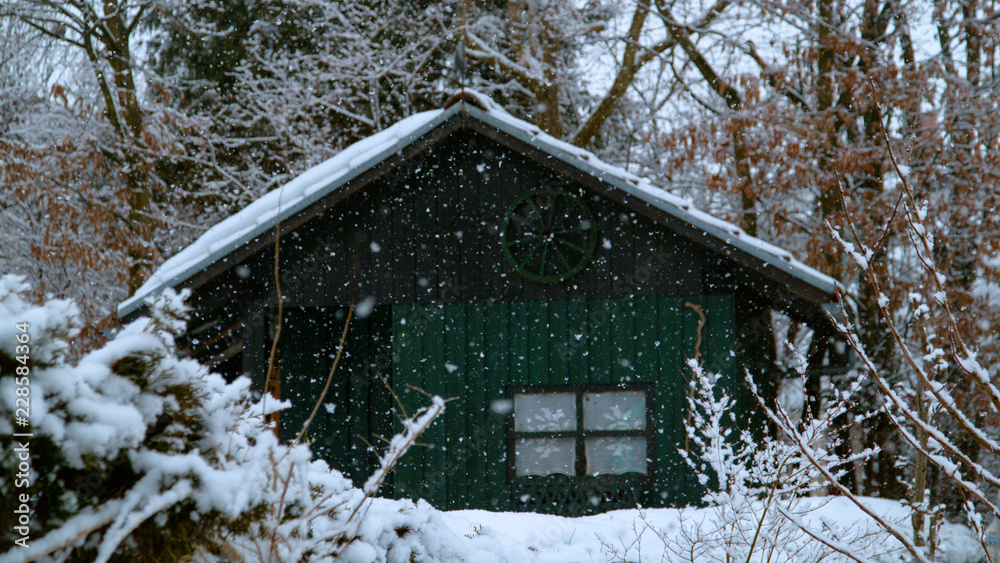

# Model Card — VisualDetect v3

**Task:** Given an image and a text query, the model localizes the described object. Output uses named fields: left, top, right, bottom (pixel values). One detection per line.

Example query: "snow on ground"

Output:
left=441, top=498, right=984, bottom=563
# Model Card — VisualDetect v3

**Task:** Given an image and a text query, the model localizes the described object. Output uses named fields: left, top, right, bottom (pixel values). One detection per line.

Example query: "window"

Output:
left=509, top=385, right=652, bottom=479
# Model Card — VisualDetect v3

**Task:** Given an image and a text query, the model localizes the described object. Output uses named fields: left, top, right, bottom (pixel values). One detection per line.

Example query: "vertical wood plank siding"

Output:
left=238, top=129, right=769, bottom=514
left=272, top=130, right=710, bottom=309
left=277, top=307, right=393, bottom=488
left=389, top=295, right=735, bottom=511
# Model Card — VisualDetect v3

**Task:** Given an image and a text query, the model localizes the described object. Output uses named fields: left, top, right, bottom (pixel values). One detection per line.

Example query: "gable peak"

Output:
left=444, top=89, right=495, bottom=112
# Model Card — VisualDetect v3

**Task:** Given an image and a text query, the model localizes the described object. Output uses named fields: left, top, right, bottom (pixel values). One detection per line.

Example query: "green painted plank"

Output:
left=444, top=303, right=468, bottom=509
left=680, top=295, right=707, bottom=500
left=483, top=301, right=511, bottom=510
left=368, top=310, right=395, bottom=493
left=705, top=295, right=743, bottom=418
left=465, top=302, right=487, bottom=509
left=391, top=304, right=425, bottom=501
left=631, top=295, right=661, bottom=507
left=588, top=299, right=612, bottom=384
left=509, top=300, right=529, bottom=386
left=548, top=299, right=569, bottom=385
left=655, top=296, right=688, bottom=506
left=348, top=316, right=371, bottom=485
left=702, top=294, right=728, bottom=375
left=657, top=297, right=683, bottom=380
left=509, top=299, right=532, bottom=511
left=423, top=303, right=447, bottom=507
left=681, top=294, right=701, bottom=370
left=634, top=296, right=658, bottom=387
left=632, top=296, right=658, bottom=508
left=565, top=298, right=589, bottom=386
left=527, top=300, right=549, bottom=385
left=610, top=298, right=636, bottom=384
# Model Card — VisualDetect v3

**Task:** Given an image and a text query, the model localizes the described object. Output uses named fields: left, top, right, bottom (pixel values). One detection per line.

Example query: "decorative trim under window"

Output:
left=507, top=384, right=654, bottom=481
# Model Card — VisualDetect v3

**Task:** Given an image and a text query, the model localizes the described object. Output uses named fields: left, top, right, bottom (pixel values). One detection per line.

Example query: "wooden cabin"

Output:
left=120, top=91, right=842, bottom=516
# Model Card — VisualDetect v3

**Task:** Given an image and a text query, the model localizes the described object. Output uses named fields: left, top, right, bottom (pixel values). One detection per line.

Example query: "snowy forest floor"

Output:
left=437, top=497, right=983, bottom=563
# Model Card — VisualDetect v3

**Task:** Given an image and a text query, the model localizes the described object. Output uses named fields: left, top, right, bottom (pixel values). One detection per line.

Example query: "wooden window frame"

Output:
left=506, top=383, right=655, bottom=483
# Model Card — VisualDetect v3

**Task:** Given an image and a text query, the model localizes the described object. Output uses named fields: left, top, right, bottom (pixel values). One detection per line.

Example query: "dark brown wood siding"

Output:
left=250, top=130, right=715, bottom=310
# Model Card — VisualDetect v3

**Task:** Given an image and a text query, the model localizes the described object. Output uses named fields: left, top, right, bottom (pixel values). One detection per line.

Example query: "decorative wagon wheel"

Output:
left=500, top=189, right=597, bottom=283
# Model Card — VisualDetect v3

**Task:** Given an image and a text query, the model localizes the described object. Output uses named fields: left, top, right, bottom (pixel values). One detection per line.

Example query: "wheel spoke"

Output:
left=552, top=202, right=574, bottom=230
left=515, top=238, right=546, bottom=270
left=551, top=245, right=571, bottom=269
left=525, top=198, right=545, bottom=223
left=508, top=236, right=538, bottom=246
left=543, top=195, right=559, bottom=229
left=555, top=238, right=586, bottom=253
left=510, top=213, right=540, bottom=231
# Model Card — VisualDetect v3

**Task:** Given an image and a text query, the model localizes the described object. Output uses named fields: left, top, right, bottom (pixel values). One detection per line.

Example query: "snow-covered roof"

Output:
left=119, top=90, right=838, bottom=319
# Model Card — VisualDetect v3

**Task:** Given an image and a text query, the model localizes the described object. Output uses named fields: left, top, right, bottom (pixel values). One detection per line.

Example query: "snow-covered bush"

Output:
left=634, top=358, right=896, bottom=562
left=0, top=277, right=521, bottom=562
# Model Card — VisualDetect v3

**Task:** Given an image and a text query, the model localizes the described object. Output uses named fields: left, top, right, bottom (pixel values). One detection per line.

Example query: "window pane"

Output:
left=515, top=437, right=576, bottom=477
left=585, top=437, right=647, bottom=475
left=514, top=392, right=577, bottom=432
left=583, top=391, right=646, bottom=430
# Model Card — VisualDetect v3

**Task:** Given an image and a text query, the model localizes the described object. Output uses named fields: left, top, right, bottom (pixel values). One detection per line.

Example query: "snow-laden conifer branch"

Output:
left=0, top=278, right=500, bottom=562
left=93, top=477, right=194, bottom=563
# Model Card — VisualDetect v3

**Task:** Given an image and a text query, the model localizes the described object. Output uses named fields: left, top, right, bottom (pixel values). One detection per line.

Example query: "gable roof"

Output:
left=119, top=90, right=838, bottom=320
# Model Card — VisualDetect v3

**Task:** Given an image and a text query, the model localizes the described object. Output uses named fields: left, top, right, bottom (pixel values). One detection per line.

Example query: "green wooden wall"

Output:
left=277, top=307, right=394, bottom=487
left=391, top=294, right=738, bottom=512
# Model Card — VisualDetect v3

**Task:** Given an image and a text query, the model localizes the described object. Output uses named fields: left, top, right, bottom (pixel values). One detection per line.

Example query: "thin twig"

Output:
left=295, top=304, right=354, bottom=443
left=263, top=189, right=285, bottom=432
left=378, top=371, right=408, bottom=420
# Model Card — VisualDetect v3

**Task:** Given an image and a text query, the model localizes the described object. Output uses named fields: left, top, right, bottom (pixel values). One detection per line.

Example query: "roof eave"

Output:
left=120, top=100, right=839, bottom=321
left=118, top=104, right=467, bottom=320
left=459, top=105, right=839, bottom=303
